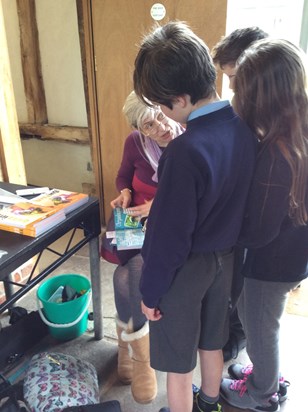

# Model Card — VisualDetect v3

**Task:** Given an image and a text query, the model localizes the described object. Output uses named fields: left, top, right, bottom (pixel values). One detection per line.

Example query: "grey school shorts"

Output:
left=149, top=248, right=234, bottom=373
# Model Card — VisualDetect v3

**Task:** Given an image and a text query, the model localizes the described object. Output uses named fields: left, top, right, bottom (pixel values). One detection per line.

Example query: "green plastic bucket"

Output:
left=37, top=273, right=91, bottom=341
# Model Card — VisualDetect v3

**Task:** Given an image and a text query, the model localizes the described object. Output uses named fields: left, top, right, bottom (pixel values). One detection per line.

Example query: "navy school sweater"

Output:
left=140, top=105, right=257, bottom=308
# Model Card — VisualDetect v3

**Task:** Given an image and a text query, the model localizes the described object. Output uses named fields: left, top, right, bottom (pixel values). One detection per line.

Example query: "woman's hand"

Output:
left=110, top=189, right=132, bottom=209
left=125, top=199, right=153, bottom=218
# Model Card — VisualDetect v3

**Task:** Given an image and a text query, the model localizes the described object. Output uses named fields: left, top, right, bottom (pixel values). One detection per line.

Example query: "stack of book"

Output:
left=0, top=201, right=66, bottom=237
left=0, top=188, right=89, bottom=237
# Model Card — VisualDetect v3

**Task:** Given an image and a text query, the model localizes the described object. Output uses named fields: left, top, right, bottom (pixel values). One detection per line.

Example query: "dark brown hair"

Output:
left=234, top=39, right=308, bottom=225
left=212, top=27, right=269, bottom=68
left=134, top=21, right=216, bottom=109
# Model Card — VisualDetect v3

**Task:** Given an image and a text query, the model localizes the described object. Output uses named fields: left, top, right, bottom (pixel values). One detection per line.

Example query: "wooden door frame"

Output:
left=76, top=0, right=105, bottom=224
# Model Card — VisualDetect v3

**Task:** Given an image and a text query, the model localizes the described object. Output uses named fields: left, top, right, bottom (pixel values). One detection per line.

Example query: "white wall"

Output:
left=221, top=0, right=305, bottom=99
left=226, top=0, right=304, bottom=44
left=35, top=0, right=87, bottom=126
left=22, top=139, right=94, bottom=193
left=2, top=0, right=94, bottom=192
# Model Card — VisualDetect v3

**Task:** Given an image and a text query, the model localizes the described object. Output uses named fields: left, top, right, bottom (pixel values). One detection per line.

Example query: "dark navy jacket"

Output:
left=140, top=105, right=257, bottom=308
left=239, top=144, right=308, bottom=282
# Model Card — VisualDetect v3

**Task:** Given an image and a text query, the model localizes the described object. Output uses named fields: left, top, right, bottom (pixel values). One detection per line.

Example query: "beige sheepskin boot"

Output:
left=122, top=321, right=157, bottom=404
left=115, top=315, right=133, bottom=384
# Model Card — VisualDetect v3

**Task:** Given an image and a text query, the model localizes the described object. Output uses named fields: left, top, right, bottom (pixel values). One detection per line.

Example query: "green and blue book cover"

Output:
left=113, top=207, right=145, bottom=250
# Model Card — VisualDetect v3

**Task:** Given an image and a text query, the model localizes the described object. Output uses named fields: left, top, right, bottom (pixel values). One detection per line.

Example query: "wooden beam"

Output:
left=0, top=1, right=27, bottom=185
left=0, top=131, right=8, bottom=181
left=76, top=0, right=105, bottom=223
left=19, top=123, right=90, bottom=143
left=16, top=0, right=47, bottom=124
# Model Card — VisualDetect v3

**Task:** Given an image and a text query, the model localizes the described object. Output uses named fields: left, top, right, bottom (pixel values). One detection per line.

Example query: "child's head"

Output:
left=133, top=21, right=217, bottom=110
left=212, top=27, right=268, bottom=90
left=233, top=38, right=308, bottom=140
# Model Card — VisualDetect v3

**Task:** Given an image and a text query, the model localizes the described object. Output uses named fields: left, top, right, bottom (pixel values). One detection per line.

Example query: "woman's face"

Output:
left=140, top=109, right=177, bottom=147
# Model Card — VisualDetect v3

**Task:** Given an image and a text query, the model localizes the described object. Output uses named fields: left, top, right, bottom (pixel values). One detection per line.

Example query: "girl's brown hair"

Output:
left=234, top=39, right=308, bottom=225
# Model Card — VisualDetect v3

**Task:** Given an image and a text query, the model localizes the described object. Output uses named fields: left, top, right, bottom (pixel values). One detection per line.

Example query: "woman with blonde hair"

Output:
left=101, top=91, right=184, bottom=404
left=221, top=39, right=308, bottom=412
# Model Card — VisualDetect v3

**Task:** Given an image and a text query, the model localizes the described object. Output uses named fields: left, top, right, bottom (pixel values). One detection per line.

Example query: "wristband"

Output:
left=120, top=188, right=132, bottom=194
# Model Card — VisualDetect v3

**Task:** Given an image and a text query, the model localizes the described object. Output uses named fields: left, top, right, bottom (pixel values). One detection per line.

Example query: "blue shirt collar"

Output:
left=188, top=100, right=230, bottom=121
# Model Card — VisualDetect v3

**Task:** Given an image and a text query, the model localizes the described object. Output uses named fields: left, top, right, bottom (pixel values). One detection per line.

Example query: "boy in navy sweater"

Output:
left=134, top=22, right=257, bottom=412
left=211, top=26, right=269, bottom=362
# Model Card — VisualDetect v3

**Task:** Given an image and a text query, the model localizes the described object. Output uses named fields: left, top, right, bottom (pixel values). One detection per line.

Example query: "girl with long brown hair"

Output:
left=221, top=39, right=308, bottom=412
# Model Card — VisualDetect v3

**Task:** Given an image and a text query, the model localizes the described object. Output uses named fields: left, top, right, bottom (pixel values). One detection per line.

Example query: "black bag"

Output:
left=0, top=374, right=28, bottom=412
left=0, top=311, right=48, bottom=371
left=0, top=397, right=28, bottom=412
left=62, top=401, right=122, bottom=411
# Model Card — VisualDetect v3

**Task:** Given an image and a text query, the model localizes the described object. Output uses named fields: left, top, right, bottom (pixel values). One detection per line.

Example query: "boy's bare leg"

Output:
left=199, top=349, right=224, bottom=397
left=167, top=370, right=194, bottom=412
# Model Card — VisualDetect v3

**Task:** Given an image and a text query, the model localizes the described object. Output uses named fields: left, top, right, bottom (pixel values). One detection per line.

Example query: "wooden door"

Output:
left=91, top=0, right=227, bottom=221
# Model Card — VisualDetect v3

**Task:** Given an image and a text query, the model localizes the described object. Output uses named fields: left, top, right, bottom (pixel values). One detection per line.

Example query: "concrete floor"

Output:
left=1, top=231, right=307, bottom=412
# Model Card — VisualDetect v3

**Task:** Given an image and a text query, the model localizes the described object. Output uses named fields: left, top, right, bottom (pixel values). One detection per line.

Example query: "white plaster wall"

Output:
left=35, top=0, right=87, bottom=126
left=2, top=0, right=93, bottom=191
left=21, top=139, right=94, bottom=192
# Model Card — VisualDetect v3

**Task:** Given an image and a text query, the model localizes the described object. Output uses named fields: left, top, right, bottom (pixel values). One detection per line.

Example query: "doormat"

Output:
left=285, top=277, right=308, bottom=317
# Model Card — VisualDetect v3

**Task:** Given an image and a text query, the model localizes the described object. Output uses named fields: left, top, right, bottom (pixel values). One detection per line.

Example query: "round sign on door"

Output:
left=150, top=3, right=166, bottom=21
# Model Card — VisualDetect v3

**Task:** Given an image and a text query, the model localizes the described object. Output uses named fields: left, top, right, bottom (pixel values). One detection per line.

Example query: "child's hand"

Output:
left=125, top=199, right=153, bottom=218
left=141, top=301, right=162, bottom=321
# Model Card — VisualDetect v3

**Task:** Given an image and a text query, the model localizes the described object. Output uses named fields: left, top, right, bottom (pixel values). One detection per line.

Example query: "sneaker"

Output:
left=228, top=363, right=290, bottom=402
left=159, top=401, right=223, bottom=412
left=192, top=385, right=223, bottom=411
left=220, top=378, right=280, bottom=412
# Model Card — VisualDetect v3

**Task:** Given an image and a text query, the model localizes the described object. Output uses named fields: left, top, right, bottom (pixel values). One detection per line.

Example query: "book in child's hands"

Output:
left=0, top=201, right=66, bottom=237
left=111, top=207, right=145, bottom=250
left=31, top=188, right=89, bottom=214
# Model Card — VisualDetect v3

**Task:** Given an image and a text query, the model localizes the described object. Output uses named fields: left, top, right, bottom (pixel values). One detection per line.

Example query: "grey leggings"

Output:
left=113, top=253, right=146, bottom=331
left=238, top=277, right=300, bottom=404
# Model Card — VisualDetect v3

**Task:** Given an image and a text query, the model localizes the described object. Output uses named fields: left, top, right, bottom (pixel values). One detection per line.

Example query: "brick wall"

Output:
left=0, top=259, right=38, bottom=305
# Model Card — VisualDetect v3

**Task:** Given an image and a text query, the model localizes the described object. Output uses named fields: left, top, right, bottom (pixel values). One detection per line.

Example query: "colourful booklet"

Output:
left=112, top=207, right=145, bottom=250
left=31, top=188, right=89, bottom=215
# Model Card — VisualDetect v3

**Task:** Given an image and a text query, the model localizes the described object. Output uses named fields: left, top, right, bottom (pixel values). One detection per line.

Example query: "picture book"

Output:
left=31, top=188, right=89, bottom=214
left=0, top=210, right=66, bottom=237
left=111, top=207, right=145, bottom=250
left=115, top=228, right=145, bottom=250
left=0, top=201, right=66, bottom=237
left=114, top=207, right=143, bottom=230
